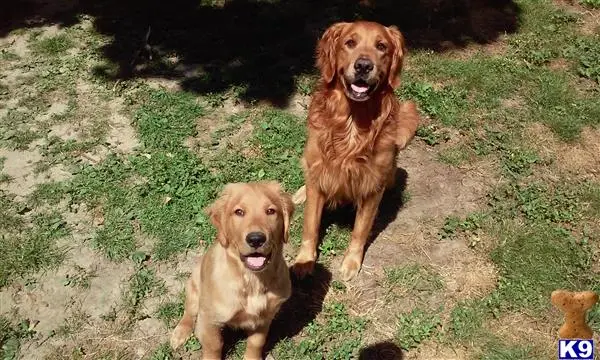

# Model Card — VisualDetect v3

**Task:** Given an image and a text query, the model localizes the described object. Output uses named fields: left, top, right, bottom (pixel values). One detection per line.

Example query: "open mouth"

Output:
left=345, top=78, right=377, bottom=101
left=241, top=252, right=271, bottom=272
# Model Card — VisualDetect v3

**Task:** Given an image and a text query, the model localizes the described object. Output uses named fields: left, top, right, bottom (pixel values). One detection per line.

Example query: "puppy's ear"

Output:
left=386, top=25, right=406, bottom=89
left=262, top=181, right=295, bottom=243
left=316, top=22, right=349, bottom=84
left=205, top=183, right=238, bottom=247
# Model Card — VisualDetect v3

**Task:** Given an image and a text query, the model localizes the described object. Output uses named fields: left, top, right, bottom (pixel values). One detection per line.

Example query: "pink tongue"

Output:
left=246, top=255, right=266, bottom=268
left=351, top=83, right=369, bottom=93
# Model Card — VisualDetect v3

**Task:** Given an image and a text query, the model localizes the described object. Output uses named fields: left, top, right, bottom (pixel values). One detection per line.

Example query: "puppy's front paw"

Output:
left=291, top=246, right=317, bottom=279
left=170, top=323, right=193, bottom=350
left=339, top=252, right=363, bottom=281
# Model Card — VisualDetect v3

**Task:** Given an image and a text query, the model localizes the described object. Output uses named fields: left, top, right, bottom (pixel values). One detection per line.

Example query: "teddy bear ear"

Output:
left=551, top=290, right=570, bottom=309
left=580, top=291, right=599, bottom=309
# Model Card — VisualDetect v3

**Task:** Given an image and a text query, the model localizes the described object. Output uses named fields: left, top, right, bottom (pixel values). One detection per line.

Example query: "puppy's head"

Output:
left=206, top=181, right=295, bottom=272
left=316, top=21, right=406, bottom=102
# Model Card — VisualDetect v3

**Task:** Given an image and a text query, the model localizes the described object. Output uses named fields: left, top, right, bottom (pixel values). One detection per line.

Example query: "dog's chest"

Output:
left=309, top=125, right=395, bottom=200
left=225, top=277, right=283, bottom=330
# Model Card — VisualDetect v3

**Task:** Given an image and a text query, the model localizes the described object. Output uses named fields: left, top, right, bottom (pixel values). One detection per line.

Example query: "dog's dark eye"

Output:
left=376, top=42, right=387, bottom=52
left=234, top=209, right=245, bottom=216
left=266, top=208, right=276, bottom=215
left=345, top=39, right=356, bottom=49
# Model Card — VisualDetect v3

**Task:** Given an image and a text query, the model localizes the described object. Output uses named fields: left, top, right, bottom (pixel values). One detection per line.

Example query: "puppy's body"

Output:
left=293, top=21, right=419, bottom=281
left=171, top=182, right=294, bottom=360
left=193, top=243, right=290, bottom=328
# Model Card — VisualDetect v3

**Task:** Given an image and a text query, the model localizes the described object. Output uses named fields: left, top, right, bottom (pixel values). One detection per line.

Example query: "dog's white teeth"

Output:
left=351, top=84, right=368, bottom=93
left=246, top=256, right=266, bottom=268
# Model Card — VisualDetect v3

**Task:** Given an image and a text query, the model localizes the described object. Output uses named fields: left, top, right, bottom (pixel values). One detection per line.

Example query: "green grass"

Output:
left=318, top=224, right=351, bottom=259
left=274, top=302, right=367, bottom=360
left=399, top=79, right=469, bottom=128
left=0, top=317, right=36, bottom=360
left=30, top=34, right=74, bottom=56
left=395, top=308, right=442, bottom=351
left=439, top=212, right=486, bottom=240
left=124, top=264, right=166, bottom=320
left=415, top=124, right=450, bottom=146
left=0, top=205, right=68, bottom=287
left=61, top=265, right=97, bottom=289
left=149, top=343, right=174, bottom=360
left=572, top=37, right=600, bottom=84
left=479, top=339, right=540, bottom=360
left=0, top=49, right=20, bottom=61
left=579, top=0, right=600, bottom=8
left=525, top=71, right=600, bottom=141
left=156, top=295, right=185, bottom=327
left=384, top=264, right=444, bottom=293
left=0, top=157, right=10, bottom=184
left=488, top=223, right=592, bottom=312
left=448, top=300, right=487, bottom=341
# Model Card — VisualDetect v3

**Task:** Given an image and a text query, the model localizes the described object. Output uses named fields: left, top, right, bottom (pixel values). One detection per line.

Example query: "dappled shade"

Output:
left=1, top=0, right=521, bottom=105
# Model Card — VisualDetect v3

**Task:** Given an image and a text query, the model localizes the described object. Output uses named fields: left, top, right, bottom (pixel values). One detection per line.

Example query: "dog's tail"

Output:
left=292, top=185, right=307, bottom=205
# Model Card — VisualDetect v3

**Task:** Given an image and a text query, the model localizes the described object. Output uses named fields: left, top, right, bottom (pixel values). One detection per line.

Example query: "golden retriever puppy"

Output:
left=170, top=181, right=295, bottom=360
left=292, top=21, right=420, bottom=281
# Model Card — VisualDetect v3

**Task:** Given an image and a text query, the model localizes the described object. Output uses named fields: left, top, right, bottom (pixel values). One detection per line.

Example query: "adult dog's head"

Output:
left=316, top=21, right=406, bottom=102
left=206, top=181, right=295, bottom=273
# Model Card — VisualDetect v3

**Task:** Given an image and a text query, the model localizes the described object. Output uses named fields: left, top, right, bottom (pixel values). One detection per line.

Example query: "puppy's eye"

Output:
left=345, top=39, right=356, bottom=49
left=376, top=42, right=387, bottom=52
left=266, top=208, right=276, bottom=215
left=234, top=209, right=245, bottom=216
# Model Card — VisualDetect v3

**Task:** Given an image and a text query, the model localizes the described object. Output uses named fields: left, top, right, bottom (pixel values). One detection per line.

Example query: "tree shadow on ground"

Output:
left=1, top=0, right=521, bottom=105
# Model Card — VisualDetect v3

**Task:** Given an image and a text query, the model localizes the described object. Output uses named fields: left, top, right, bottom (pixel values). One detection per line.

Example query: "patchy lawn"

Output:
left=1, top=0, right=599, bottom=359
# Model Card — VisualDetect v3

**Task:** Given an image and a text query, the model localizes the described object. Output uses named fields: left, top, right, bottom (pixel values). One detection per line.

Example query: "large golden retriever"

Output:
left=170, top=182, right=295, bottom=360
left=292, top=21, right=420, bottom=281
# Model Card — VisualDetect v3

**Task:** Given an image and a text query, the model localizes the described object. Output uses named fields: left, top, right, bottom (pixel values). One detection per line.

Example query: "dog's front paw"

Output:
left=339, top=252, right=363, bottom=281
left=170, top=323, right=193, bottom=350
left=291, top=246, right=317, bottom=279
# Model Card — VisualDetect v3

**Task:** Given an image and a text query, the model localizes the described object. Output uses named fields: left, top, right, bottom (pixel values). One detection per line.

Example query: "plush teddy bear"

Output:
left=551, top=290, right=598, bottom=339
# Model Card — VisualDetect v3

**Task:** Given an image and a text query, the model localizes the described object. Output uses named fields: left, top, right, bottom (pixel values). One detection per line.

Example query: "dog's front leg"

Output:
left=340, top=190, right=384, bottom=281
left=244, top=323, right=271, bottom=360
left=196, top=319, right=223, bottom=360
left=292, top=182, right=325, bottom=278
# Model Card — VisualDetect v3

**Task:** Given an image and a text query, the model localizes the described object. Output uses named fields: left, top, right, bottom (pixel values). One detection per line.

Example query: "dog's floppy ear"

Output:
left=279, top=191, right=295, bottom=243
left=205, top=183, right=238, bottom=247
left=316, top=22, right=349, bottom=84
left=386, top=25, right=406, bottom=89
left=262, top=181, right=295, bottom=243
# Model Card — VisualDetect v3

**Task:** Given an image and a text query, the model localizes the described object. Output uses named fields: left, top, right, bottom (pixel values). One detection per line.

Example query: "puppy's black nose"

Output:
left=354, top=57, right=374, bottom=74
left=246, top=232, right=267, bottom=248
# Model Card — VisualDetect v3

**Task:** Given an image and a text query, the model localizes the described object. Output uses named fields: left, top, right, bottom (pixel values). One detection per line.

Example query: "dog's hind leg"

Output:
left=292, top=185, right=307, bottom=205
left=170, top=268, right=201, bottom=349
left=396, top=101, right=420, bottom=150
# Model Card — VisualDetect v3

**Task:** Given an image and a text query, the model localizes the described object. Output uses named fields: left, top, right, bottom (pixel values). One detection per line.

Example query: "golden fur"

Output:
left=170, top=182, right=295, bottom=360
left=292, top=21, right=420, bottom=281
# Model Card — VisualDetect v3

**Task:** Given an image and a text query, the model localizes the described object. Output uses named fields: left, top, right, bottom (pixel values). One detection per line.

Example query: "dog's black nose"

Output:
left=246, top=232, right=267, bottom=248
left=354, top=57, right=374, bottom=74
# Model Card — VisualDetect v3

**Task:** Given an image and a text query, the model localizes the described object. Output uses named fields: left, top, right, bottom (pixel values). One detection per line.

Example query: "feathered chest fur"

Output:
left=305, top=110, right=398, bottom=204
